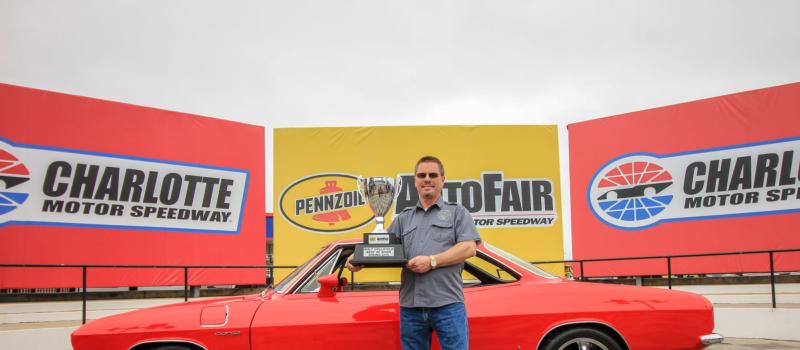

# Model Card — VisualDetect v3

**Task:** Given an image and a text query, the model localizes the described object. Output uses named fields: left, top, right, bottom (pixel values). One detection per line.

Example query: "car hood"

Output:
left=73, top=294, right=264, bottom=337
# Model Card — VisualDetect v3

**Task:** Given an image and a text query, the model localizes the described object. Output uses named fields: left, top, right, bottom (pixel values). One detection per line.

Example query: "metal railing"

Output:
left=531, top=248, right=800, bottom=309
left=1, top=247, right=798, bottom=324
left=0, top=264, right=297, bottom=324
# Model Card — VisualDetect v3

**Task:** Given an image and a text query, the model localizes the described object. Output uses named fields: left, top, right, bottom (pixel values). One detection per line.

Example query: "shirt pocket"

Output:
left=400, top=225, right=417, bottom=243
left=430, top=221, right=455, bottom=245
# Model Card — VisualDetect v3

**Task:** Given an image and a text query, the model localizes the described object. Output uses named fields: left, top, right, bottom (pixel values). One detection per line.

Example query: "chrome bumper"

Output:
left=700, top=333, right=724, bottom=345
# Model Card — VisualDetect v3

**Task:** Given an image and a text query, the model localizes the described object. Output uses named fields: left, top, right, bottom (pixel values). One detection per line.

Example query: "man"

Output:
left=347, top=156, right=481, bottom=350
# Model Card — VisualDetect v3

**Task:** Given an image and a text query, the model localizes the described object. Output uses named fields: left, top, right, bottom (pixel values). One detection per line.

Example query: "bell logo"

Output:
left=0, top=149, right=30, bottom=216
left=311, top=181, right=352, bottom=225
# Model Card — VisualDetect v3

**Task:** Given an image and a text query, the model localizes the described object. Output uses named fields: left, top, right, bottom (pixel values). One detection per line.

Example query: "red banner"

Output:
left=0, top=84, right=265, bottom=288
left=569, top=83, right=800, bottom=277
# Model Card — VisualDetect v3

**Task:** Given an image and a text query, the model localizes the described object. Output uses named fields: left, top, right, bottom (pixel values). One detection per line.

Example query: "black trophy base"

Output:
left=350, top=244, right=407, bottom=268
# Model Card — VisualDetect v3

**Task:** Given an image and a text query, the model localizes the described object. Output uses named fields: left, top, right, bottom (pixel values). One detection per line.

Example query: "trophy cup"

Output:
left=350, top=176, right=407, bottom=267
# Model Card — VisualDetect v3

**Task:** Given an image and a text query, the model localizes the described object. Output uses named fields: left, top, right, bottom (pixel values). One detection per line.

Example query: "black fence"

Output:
left=0, top=264, right=297, bottom=324
left=531, top=247, right=800, bottom=309
left=1, top=247, right=799, bottom=324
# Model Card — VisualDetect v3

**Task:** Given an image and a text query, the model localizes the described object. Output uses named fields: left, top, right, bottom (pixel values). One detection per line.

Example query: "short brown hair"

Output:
left=415, top=156, right=445, bottom=176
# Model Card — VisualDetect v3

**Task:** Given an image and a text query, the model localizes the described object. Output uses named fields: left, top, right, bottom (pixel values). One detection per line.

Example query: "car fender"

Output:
left=535, top=319, right=630, bottom=350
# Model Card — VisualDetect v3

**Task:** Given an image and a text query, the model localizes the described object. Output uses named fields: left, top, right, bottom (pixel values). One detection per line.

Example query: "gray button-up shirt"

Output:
left=387, top=197, right=481, bottom=308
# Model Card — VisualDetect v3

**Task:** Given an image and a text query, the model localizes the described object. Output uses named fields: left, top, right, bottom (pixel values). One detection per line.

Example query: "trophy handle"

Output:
left=356, top=175, right=364, bottom=197
left=394, top=175, right=403, bottom=202
left=356, top=175, right=368, bottom=215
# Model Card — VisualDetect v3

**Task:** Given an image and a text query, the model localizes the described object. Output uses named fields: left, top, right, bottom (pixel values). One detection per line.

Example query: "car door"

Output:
left=250, top=291, right=401, bottom=349
left=250, top=247, right=402, bottom=350
left=462, top=254, right=549, bottom=349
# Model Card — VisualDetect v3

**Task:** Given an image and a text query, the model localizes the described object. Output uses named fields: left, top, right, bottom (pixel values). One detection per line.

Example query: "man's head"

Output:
left=414, top=156, right=445, bottom=201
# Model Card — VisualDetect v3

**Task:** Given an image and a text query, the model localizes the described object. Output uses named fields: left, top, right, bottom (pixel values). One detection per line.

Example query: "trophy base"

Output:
left=350, top=244, right=407, bottom=268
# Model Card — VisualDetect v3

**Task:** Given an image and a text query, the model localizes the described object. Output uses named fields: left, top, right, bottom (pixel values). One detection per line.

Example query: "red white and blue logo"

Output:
left=594, top=161, right=673, bottom=223
left=590, top=156, right=675, bottom=229
left=0, top=149, right=30, bottom=216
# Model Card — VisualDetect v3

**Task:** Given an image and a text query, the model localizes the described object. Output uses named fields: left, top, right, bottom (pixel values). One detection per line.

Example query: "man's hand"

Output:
left=406, top=255, right=433, bottom=274
left=345, top=254, right=363, bottom=272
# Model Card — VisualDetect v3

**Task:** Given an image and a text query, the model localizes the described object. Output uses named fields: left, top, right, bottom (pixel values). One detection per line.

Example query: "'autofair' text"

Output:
left=395, top=172, right=557, bottom=228
left=40, top=161, right=234, bottom=222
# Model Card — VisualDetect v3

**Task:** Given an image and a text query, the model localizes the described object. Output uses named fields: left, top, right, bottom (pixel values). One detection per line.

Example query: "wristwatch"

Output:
left=429, top=255, right=437, bottom=269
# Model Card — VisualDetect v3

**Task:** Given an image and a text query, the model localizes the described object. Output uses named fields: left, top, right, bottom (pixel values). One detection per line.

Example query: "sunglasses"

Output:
left=415, top=172, right=441, bottom=179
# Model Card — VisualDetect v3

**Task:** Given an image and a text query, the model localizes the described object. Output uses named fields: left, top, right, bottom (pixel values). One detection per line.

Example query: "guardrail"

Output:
left=2, top=247, right=799, bottom=324
left=0, top=264, right=297, bottom=324
left=531, top=248, right=800, bottom=309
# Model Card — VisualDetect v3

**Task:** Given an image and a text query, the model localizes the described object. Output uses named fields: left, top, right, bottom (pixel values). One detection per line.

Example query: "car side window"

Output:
left=343, top=252, right=519, bottom=291
left=346, top=267, right=403, bottom=292
left=462, top=253, right=520, bottom=287
left=297, top=249, right=342, bottom=293
left=303, top=247, right=519, bottom=292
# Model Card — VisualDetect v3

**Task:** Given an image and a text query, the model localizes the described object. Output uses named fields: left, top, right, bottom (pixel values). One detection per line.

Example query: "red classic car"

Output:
left=71, top=239, right=723, bottom=350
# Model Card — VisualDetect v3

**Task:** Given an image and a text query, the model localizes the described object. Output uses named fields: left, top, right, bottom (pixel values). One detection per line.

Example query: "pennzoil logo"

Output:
left=279, top=173, right=373, bottom=233
left=0, top=149, right=31, bottom=216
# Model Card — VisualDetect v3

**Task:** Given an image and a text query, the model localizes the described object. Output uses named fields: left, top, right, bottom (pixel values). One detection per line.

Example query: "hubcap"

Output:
left=557, top=337, right=610, bottom=350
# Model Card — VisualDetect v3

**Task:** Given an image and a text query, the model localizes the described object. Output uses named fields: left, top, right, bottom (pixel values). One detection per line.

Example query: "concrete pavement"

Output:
left=710, top=338, right=800, bottom=349
left=0, top=298, right=186, bottom=350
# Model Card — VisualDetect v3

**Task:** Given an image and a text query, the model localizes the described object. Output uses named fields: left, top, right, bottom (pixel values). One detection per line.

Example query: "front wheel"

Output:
left=543, top=327, right=623, bottom=350
left=152, top=345, right=192, bottom=350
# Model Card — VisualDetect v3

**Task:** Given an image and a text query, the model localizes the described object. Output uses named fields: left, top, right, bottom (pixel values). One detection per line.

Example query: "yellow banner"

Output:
left=274, top=125, right=564, bottom=280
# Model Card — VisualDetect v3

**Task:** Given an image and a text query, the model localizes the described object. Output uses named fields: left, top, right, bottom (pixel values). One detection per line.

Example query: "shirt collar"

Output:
left=416, top=196, right=445, bottom=211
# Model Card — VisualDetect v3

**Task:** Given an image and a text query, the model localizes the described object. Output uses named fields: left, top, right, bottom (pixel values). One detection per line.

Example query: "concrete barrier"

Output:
left=0, top=326, right=76, bottom=350
left=715, top=307, right=800, bottom=341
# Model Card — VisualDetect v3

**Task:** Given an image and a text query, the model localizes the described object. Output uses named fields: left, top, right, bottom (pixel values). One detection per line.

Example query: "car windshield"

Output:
left=273, top=246, right=327, bottom=294
left=483, top=242, right=558, bottom=279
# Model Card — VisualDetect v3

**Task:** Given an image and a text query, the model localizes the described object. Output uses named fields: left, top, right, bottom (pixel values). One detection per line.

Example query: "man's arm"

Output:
left=406, top=240, right=476, bottom=274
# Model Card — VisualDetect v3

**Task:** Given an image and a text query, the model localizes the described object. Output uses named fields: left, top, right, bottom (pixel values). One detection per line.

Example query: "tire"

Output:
left=543, top=327, right=623, bottom=350
left=152, top=345, right=192, bottom=350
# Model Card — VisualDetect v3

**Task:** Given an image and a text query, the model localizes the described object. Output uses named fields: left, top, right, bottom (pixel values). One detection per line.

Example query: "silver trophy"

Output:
left=351, top=176, right=407, bottom=266
left=357, top=176, right=398, bottom=233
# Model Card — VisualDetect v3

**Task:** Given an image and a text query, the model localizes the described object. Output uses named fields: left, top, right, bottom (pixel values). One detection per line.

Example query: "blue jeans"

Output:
left=400, top=302, right=468, bottom=350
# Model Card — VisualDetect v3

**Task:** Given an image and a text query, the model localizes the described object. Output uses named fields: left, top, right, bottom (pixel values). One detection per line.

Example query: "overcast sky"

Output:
left=2, top=1, right=799, bottom=255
